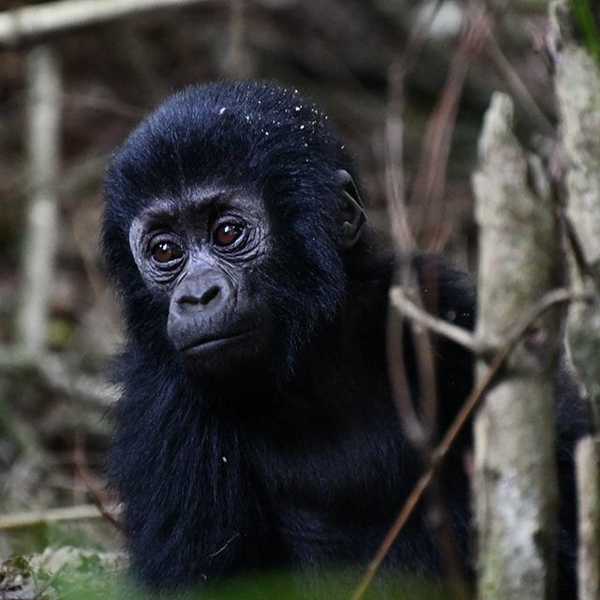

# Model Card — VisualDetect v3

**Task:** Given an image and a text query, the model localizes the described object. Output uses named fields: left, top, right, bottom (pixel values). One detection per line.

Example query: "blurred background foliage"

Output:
left=0, top=0, right=597, bottom=596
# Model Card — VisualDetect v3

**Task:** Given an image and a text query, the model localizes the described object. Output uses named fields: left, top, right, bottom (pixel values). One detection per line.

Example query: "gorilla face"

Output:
left=128, top=187, right=274, bottom=374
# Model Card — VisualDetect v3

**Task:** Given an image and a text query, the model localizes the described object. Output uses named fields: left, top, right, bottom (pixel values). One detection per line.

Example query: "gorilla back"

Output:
left=102, top=81, right=582, bottom=594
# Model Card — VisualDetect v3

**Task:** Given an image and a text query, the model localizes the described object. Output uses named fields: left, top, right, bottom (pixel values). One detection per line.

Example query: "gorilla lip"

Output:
left=181, top=330, right=255, bottom=354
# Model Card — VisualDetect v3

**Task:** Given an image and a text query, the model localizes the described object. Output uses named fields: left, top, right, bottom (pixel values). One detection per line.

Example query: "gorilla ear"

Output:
left=335, top=169, right=367, bottom=249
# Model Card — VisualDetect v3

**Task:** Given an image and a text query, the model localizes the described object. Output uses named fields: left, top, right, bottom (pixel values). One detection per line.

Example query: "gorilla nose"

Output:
left=178, top=285, right=221, bottom=308
left=173, top=277, right=229, bottom=314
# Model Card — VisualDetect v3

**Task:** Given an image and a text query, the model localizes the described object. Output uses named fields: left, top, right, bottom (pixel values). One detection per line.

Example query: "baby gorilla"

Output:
left=102, top=81, right=585, bottom=596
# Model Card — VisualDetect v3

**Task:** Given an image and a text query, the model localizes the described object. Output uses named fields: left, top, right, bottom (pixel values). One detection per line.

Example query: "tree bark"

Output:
left=550, top=3, right=600, bottom=598
left=473, top=93, right=561, bottom=600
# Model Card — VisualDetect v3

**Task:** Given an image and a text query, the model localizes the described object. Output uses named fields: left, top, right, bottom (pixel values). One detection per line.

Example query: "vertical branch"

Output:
left=384, top=41, right=467, bottom=596
left=473, top=93, right=561, bottom=600
left=410, top=6, right=488, bottom=248
left=550, top=0, right=600, bottom=429
left=222, top=0, right=252, bottom=79
left=17, top=45, right=62, bottom=355
left=384, top=63, right=413, bottom=253
left=575, top=438, right=600, bottom=600
left=550, top=3, right=600, bottom=597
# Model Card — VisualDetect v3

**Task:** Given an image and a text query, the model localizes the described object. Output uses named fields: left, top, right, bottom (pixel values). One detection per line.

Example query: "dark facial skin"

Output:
left=128, top=187, right=272, bottom=373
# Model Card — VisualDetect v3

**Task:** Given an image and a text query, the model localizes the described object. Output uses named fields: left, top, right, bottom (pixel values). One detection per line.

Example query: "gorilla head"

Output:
left=103, top=82, right=366, bottom=379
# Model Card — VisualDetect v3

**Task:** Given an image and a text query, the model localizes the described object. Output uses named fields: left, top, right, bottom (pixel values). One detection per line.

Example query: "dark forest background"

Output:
left=0, top=0, right=591, bottom=595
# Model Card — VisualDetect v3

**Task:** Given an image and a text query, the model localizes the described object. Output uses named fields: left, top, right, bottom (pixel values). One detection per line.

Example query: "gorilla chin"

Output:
left=179, top=328, right=268, bottom=377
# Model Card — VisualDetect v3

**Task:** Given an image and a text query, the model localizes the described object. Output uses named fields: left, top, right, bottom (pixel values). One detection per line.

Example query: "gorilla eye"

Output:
left=213, top=223, right=244, bottom=247
left=150, top=240, right=184, bottom=264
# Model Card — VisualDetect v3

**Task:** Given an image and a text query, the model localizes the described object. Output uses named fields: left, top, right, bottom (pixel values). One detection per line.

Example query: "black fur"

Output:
left=102, top=81, right=585, bottom=595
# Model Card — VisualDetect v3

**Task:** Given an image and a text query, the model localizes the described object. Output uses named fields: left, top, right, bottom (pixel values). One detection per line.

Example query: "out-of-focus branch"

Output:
left=411, top=6, right=488, bottom=248
left=485, top=33, right=554, bottom=136
left=550, top=3, right=600, bottom=598
left=384, top=64, right=413, bottom=254
left=473, top=92, right=562, bottom=600
left=222, top=0, right=253, bottom=79
left=0, top=0, right=210, bottom=46
left=389, top=286, right=479, bottom=352
left=0, top=347, right=118, bottom=407
left=17, top=45, right=61, bottom=356
left=383, top=1, right=446, bottom=447
left=0, top=504, right=120, bottom=531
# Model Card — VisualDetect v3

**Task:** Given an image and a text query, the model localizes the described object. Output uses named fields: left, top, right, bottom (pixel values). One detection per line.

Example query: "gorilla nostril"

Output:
left=200, top=285, right=220, bottom=306
left=176, top=284, right=222, bottom=311
left=177, top=286, right=221, bottom=309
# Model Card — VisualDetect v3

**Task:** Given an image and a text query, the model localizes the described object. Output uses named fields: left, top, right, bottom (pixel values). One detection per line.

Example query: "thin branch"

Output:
left=387, top=273, right=468, bottom=591
left=0, top=504, right=120, bottom=531
left=0, top=0, right=211, bottom=46
left=18, top=45, right=61, bottom=355
left=351, top=287, right=589, bottom=600
left=389, top=286, right=479, bottom=353
left=486, top=33, right=554, bottom=136
left=222, top=0, right=252, bottom=78
left=386, top=285, right=428, bottom=448
left=564, top=214, right=594, bottom=283
left=410, top=6, right=489, bottom=247
left=384, top=65, right=413, bottom=253
left=384, top=1, right=446, bottom=251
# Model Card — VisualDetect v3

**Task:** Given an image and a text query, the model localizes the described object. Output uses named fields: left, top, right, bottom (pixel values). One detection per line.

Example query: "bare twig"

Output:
left=386, top=291, right=427, bottom=448
left=0, top=0, right=211, bottom=46
left=389, top=286, right=479, bottom=353
left=384, top=64, right=413, bottom=253
left=408, top=269, right=439, bottom=445
left=383, top=9, right=467, bottom=581
left=0, top=504, right=120, bottom=531
left=486, top=33, right=554, bottom=136
left=411, top=6, right=489, bottom=248
left=384, top=0, right=447, bottom=252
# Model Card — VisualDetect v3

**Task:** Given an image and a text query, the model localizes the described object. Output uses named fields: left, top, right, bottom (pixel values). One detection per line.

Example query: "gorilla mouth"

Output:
left=181, top=330, right=255, bottom=354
